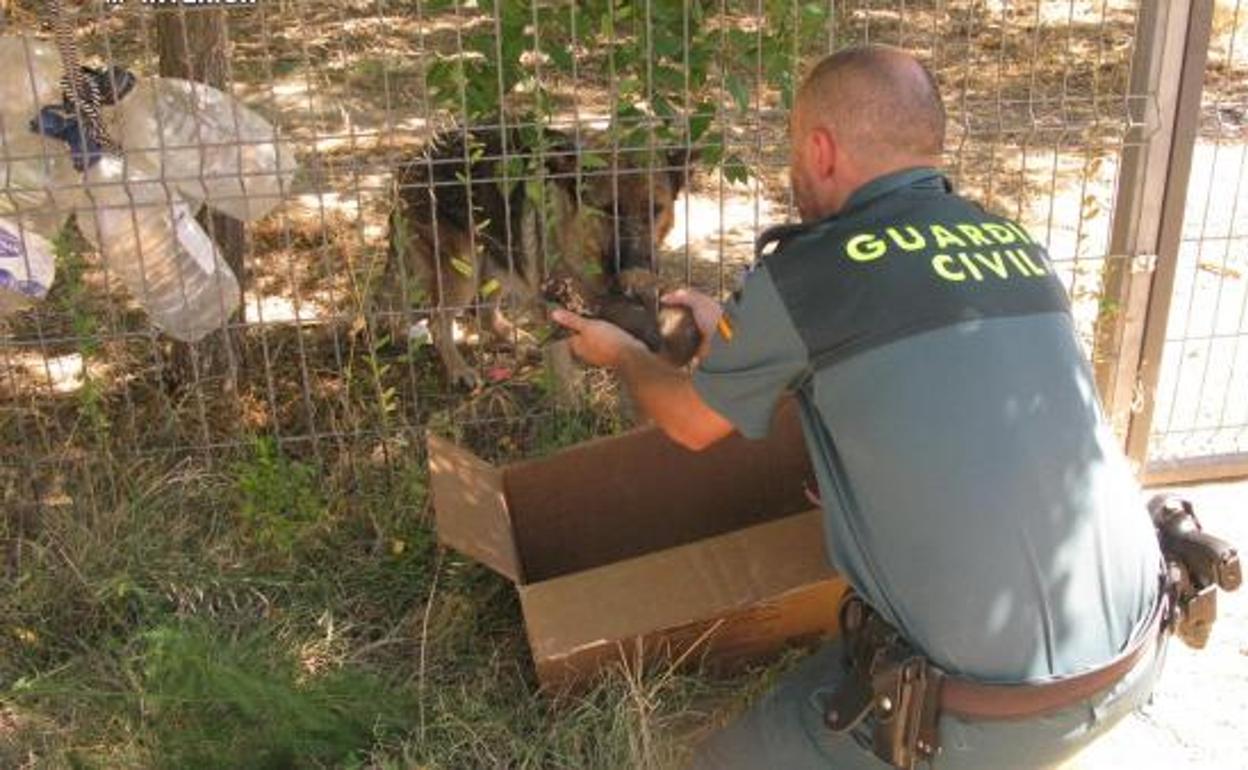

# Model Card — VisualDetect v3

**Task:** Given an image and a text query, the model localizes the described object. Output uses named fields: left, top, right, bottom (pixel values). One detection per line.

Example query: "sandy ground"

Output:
left=1065, top=479, right=1248, bottom=770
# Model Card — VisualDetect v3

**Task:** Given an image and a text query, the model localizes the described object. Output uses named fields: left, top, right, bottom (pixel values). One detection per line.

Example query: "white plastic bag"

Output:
left=0, top=35, right=64, bottom=145
left=103, top=77, right=298, bottom=222
left=76, top=154, right=240, bottom=341
left=0, top=216, right=55, bottom=317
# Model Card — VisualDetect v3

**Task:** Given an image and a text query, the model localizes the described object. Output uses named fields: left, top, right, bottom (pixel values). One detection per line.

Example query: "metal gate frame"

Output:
left=1092, top=0, right=1248, bottom=485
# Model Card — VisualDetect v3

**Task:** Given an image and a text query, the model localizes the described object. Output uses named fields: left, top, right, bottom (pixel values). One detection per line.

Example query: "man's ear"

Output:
left=810, top=126, right=838, bottom=178
left=667, top=146, right=698, bottom=194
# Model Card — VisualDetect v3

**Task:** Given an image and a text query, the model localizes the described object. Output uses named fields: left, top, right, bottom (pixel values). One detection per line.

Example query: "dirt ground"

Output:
left=1065, top=479, right=1248, bottom=770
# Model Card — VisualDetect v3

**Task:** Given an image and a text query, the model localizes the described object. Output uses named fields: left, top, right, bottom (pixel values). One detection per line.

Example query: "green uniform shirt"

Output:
left=692, top=168, right=1161, bottom=682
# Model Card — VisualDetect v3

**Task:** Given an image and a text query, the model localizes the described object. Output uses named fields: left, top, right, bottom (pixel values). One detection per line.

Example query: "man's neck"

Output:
left=826, top=158, right=942, bottom=218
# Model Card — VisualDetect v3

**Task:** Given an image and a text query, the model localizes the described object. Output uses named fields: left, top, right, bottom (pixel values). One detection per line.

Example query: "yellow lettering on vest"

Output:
left=931, top=254, right=966, bottom=282
left=886, top=226, right=927, bottom=251
left=957, top=224, right=994, bottom=247
left=957, top=253, right=985, bottom=281
left=846, top=233, right=888, bottom=262
left=930, top=224, right=967, bottom=249
left=973, top=251, right=1010, bottom=279
left=1007, top=222, right=1034, bottom=244
left=1017, top=247, right=1047, bottom=275
left=981, top=222, right=1017, bottom=245
left=1005, top=249, right=1034, bottom=276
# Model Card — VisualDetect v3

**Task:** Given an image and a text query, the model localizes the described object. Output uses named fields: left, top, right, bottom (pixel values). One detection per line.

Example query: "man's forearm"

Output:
left=617, top=347, right=734, bottom=450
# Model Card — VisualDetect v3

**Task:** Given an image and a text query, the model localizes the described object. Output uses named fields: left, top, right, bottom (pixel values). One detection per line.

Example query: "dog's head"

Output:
left=579, top=147, right=694, bottom=279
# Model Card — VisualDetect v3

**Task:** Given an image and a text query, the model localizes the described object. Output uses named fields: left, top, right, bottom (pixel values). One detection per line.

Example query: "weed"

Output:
left=138, top=622, right=411, bottom=770
left=234, top=436, right=328, bottom=558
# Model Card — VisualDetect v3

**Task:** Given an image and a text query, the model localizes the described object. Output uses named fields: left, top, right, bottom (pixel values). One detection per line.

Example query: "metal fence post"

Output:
left=1094, top=0, right=1215, bottom=471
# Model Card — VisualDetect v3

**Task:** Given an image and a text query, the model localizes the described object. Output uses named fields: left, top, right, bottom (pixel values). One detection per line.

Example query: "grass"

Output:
left=0, top=385, right=783, bottom=769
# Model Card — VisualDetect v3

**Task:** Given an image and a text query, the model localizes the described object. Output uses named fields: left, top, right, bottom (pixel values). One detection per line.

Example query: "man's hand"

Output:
left=661, top=288, right=722, bottom=361
left=551, top=307, right=735, bottom=451
left=550, top=309, right=647, bottom=369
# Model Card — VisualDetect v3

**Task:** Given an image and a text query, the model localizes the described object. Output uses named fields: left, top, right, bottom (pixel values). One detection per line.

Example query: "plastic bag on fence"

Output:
left=0, top=35, right=64, bottom=145
left=0, top=216, right=55, bottom=317
left=75, top=153, right=241, bottom=342
left=102, top=76, right=298, bottom=222
left=0, top=131, right=80, bottom=229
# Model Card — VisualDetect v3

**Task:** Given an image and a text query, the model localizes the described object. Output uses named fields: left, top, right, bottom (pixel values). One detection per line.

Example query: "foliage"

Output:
left=234, top=436, right=328, bottom=557
left=136, top=622, right=409, bottom=770
left=46, top=226, right=111, bottom=443
left=424, top=0, right=831, bottom=180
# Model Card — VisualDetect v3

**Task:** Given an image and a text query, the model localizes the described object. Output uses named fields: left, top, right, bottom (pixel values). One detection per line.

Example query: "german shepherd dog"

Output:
left=382, top=126, right=698, bottom=389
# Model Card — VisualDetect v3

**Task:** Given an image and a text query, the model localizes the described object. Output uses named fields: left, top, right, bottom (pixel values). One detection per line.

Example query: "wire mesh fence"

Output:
left=1148, top=0, right=1248, bottom=469
left=2, top=0, right=1227, bottom=520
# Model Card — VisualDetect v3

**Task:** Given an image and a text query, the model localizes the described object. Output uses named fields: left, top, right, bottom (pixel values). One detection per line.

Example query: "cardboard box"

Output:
left=427, top=403, right=846, bottom=690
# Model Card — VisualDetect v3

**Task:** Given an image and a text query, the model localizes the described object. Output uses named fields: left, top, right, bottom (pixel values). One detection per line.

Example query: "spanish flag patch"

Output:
left=717, top=315, right=735, bottom=342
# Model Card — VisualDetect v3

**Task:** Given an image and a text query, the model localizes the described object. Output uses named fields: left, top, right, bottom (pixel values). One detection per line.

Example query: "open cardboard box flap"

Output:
left=428, top=401, right=844, bottom=687
left=427, top=433, right=524, bottom=581
left=430, top=401, right=816, bottom=583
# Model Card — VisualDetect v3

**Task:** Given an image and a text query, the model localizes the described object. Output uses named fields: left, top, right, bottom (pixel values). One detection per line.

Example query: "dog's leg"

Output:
left=418, top=225, right=483, bottom=391
left=485, top=296, right=539, bottom=351
left=432, top=311, right=479, bottom=390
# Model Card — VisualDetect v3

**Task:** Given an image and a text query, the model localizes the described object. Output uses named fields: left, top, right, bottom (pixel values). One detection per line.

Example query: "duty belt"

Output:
left=821, top=494, right=1240, bottom=770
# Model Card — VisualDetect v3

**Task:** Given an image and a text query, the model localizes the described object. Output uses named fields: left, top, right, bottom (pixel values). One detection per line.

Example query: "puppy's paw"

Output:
left=447, top=364, right=483, bottom=392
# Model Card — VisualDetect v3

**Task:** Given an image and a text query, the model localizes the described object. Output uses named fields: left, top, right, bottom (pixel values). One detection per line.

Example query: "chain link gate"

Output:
left=1092, top=0, right=1248, bottom=484
left=1144, top=0, right=1248, bottom=483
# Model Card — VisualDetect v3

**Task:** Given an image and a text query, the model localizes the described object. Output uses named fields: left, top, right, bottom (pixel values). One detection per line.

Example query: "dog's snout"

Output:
left=607, top=234, right=656, bottom=276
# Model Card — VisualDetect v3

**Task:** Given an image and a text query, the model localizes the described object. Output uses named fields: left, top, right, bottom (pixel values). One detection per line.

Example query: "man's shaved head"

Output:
left=795, top=44, right=946, bottom=162
left=788, top=45, right=945, bottom=220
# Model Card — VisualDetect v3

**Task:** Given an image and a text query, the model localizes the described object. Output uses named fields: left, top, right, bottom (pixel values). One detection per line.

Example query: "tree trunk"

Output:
left=155, top=9, right=246, bottom=389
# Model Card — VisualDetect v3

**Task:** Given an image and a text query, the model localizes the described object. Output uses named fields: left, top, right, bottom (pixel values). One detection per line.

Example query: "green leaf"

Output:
left=651, top=93, right=676, bottom=118
left=481, top=278, right=502, bottom=298
left=803, top=3, right=829, bottom=23
left=579, top=153, right=609, bottom=171
left=699, top=131, right=725, bottom=166
left=689, top=103, right=714, bottom=142
left=652, top=64, right=686, bottom=93
left=727, top=29, right=755, bottom=53
left=652, top=30, right=684, bottom=60
left=549, top=46, right=574, bottom=71
left=722, top=153, right=750, bottom=185
left=726, top=75, right=751, bottom=112
left=618, top=76, right=642, bottom=96
left=451, top=257, right=474, bottom=278
left=524, top=178, right=546, bottom=206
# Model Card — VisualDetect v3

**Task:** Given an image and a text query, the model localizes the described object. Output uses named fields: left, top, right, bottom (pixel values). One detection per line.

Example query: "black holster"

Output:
left=821, top=593, right=943, bottom=770
left=1149, top=495, right=1241, bottom=648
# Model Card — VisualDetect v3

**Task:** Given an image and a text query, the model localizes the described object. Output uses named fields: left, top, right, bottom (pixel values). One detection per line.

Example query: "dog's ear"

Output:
left=667, top=146, right=698, bottom=194
left=541, top=147, right=584, bottom=201
left=545, top=146, right=580, bottom=178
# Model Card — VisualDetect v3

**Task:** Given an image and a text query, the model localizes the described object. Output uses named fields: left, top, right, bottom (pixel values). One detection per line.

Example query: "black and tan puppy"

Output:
left=382, top=126, right=699, bottom=389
